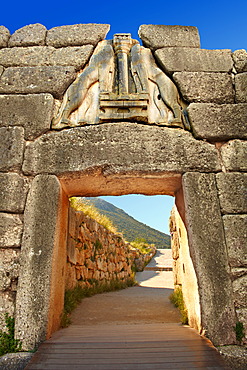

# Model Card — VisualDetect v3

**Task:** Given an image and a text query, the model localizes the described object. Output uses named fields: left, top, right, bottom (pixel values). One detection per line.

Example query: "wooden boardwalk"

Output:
left=25, top=254, right=228, bottom=369
left=25, top=323, right=228, bottom=369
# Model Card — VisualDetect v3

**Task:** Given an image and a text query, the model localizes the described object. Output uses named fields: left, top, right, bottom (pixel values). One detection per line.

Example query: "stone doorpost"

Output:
left=15, top=175, right=68, bottom=350
left=182, top=172, right=236, bottom=345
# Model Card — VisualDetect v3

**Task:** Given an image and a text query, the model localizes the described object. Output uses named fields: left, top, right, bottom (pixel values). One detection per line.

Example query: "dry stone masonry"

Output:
left=66, top=206, right=155, bottom=290
left=0, top=23, right=246, bottom=351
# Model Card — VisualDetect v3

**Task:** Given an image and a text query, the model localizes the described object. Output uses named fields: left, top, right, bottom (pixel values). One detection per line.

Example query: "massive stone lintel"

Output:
left=52, top=34, right=189, bottom=130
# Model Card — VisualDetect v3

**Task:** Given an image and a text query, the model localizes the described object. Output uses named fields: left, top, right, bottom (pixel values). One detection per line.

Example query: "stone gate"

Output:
left=0, top=23, right=246, bottom=350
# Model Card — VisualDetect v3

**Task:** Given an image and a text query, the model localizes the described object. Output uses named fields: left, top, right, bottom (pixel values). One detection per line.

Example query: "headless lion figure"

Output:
left=52, top=38, right=189, bottom=130
left=131, top=43, right=187, bottom=127
left=52, top=40, right=114, bottom=129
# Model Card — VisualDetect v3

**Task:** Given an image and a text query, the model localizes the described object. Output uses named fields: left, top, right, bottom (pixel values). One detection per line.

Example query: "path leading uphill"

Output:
left=25, top=249, right=227, bottom=369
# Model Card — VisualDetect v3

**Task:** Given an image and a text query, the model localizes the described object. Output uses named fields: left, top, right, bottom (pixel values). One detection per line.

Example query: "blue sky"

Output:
left=1, top=0, right=246, bottom=235
left=1, top=0, right=246, bottom=50
left=100, top=195, right=174, bottom=235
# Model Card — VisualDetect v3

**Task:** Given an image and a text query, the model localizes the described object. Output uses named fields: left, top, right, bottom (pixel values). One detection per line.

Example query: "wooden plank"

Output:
left=26, top=361, right=227, bottom=370
left=39, top=347, right=216, bottom=354
left=31, top=352, right=223, bottom=361
left=39, top=339, right=216, bottom=348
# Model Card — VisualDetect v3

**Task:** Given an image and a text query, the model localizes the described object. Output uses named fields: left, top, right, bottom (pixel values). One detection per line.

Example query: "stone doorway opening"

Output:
left=15, top=167, right=238, bottom=350
left=65, top=193, right=180, bottom=325
left=15, top=170, right=208, bottom=350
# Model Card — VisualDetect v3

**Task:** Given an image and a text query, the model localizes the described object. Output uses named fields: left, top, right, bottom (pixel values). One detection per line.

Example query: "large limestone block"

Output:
left=155, top=48, right=233, bottom=74
left=15, top=175, right=64, bottom=350
left=139, top=25, right=200, bottom=50
left=0, top=45, right=93, bottom=70
left=22, top=124, right=220, bottom=175
left=0, top=66, right=76, bottom=98
left=0, top=173, right=26, bottom=213
left=0, top=248, right=20, bottom=290
left=235, top=73, right=247, bottom=103
left=223, top=215, right=247, bottom=267
left=221, top=140, right=247, bottom=171
left=0, top=127, right=25, bottom=171
left=46, top=24, right=110, bottom=47
left=232, top=275, right=247, bottom=308
left=182, top=172, right=236, bottom=345
left=216, top=173, right=247, bottom=214
left=0, top=66, right=3, bottom=76
left=188, top=103, right=247, bottom=141
left=0, top=26, right=10, bottom=48
left=8, top=24, right=47, bottom=47
left=173, top=72, right=234, bottom=103
left=232, top=49, right=247, bottom=73
left=0, top=94, right=54, bottom=140
left=0, top=213, right=23, bottom=248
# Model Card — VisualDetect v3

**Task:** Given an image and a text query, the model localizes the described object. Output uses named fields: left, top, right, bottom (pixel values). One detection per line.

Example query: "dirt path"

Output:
left=70, top=249, right=180, bottom=325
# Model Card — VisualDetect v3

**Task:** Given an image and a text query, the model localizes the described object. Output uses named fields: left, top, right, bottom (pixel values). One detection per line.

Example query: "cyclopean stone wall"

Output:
left=0, top=23, right=246, bottom=350
left=66, top=206, right=155, bottom=290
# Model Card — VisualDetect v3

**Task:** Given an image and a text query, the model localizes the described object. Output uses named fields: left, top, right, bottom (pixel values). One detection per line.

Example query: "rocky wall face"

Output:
left=66, top=207, right=134, bottom=289
left=0, top=23, right=246, bottom=349
left=170, top=206, right=201, bottom=333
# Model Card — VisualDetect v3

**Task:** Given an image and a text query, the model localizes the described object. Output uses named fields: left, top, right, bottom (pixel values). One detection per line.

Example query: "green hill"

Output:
left=85, top=197, right=171, bottom=249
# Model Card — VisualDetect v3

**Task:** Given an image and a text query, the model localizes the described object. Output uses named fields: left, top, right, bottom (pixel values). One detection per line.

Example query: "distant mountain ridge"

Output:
left=86, top=197, right=171, bottom=249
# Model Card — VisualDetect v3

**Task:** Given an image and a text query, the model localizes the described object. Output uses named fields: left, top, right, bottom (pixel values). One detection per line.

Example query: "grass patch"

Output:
left=130, top=238, right=155, bottom=254
left=61, top=277, right=136, bottom=328
left=235, top=321, right=245, bottom=342
left=70, top=197, right=118, bottom=234
left=0, top=313, right=22, bottom=356
left=169, top=286, right=188, bottom=325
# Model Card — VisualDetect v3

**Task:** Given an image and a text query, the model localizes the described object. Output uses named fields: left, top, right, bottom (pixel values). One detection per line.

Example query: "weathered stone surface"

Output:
left=223, top=215, right=247, bottom=267
left=230, top=267, right=246, bottom=280
left=22, top=124, right=220, bottom=175
left=0, top=66, right=76, bottom=98
left=0, top=94, right=54, bottom=140
left=66, top=206, right=138, bottom=289
left=182, top=172, right=236, bottom=345
left=0, top=248, right=20, bottom=290
left=232, top=274, right=247, bottom=308
left=15, top=175, right=65, bottom=350
left=0, top=352, right=33, bottom=370
left=155, top=48, right=233, bottom=74
left=218, top=345, right=247, bottom=369
left=0, top=213, right=23, bottom=247
left=8, top=24, right=47, bottom=47
left=188, top=103, right=247, bottom=141
left=216, top=173, right=247, bottom=214
left=232, top=49, right=247, bottom=73
left=0, top=66, right=3, bottom=76
left=170, top=206, right=201, bottom=332
left=0, top=173, right=27, bottom=213
left=235, top=73, right=247, bottom=103
left=139, top=25, right=200, bottom=50
left=46, top=24, right=110, bottom=47
left=0, top=45, right=93, bottom=70
left=0, top=127, right=24, bottom=171
left=236, top=308, right=247, bottom=341
left=173, top=72, right=234, bottom=103
left=221, top=140, right=247, bottom=171
left=0, top=291, right=15, bottom=330
left=0, top=26, right=10, bottom=48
